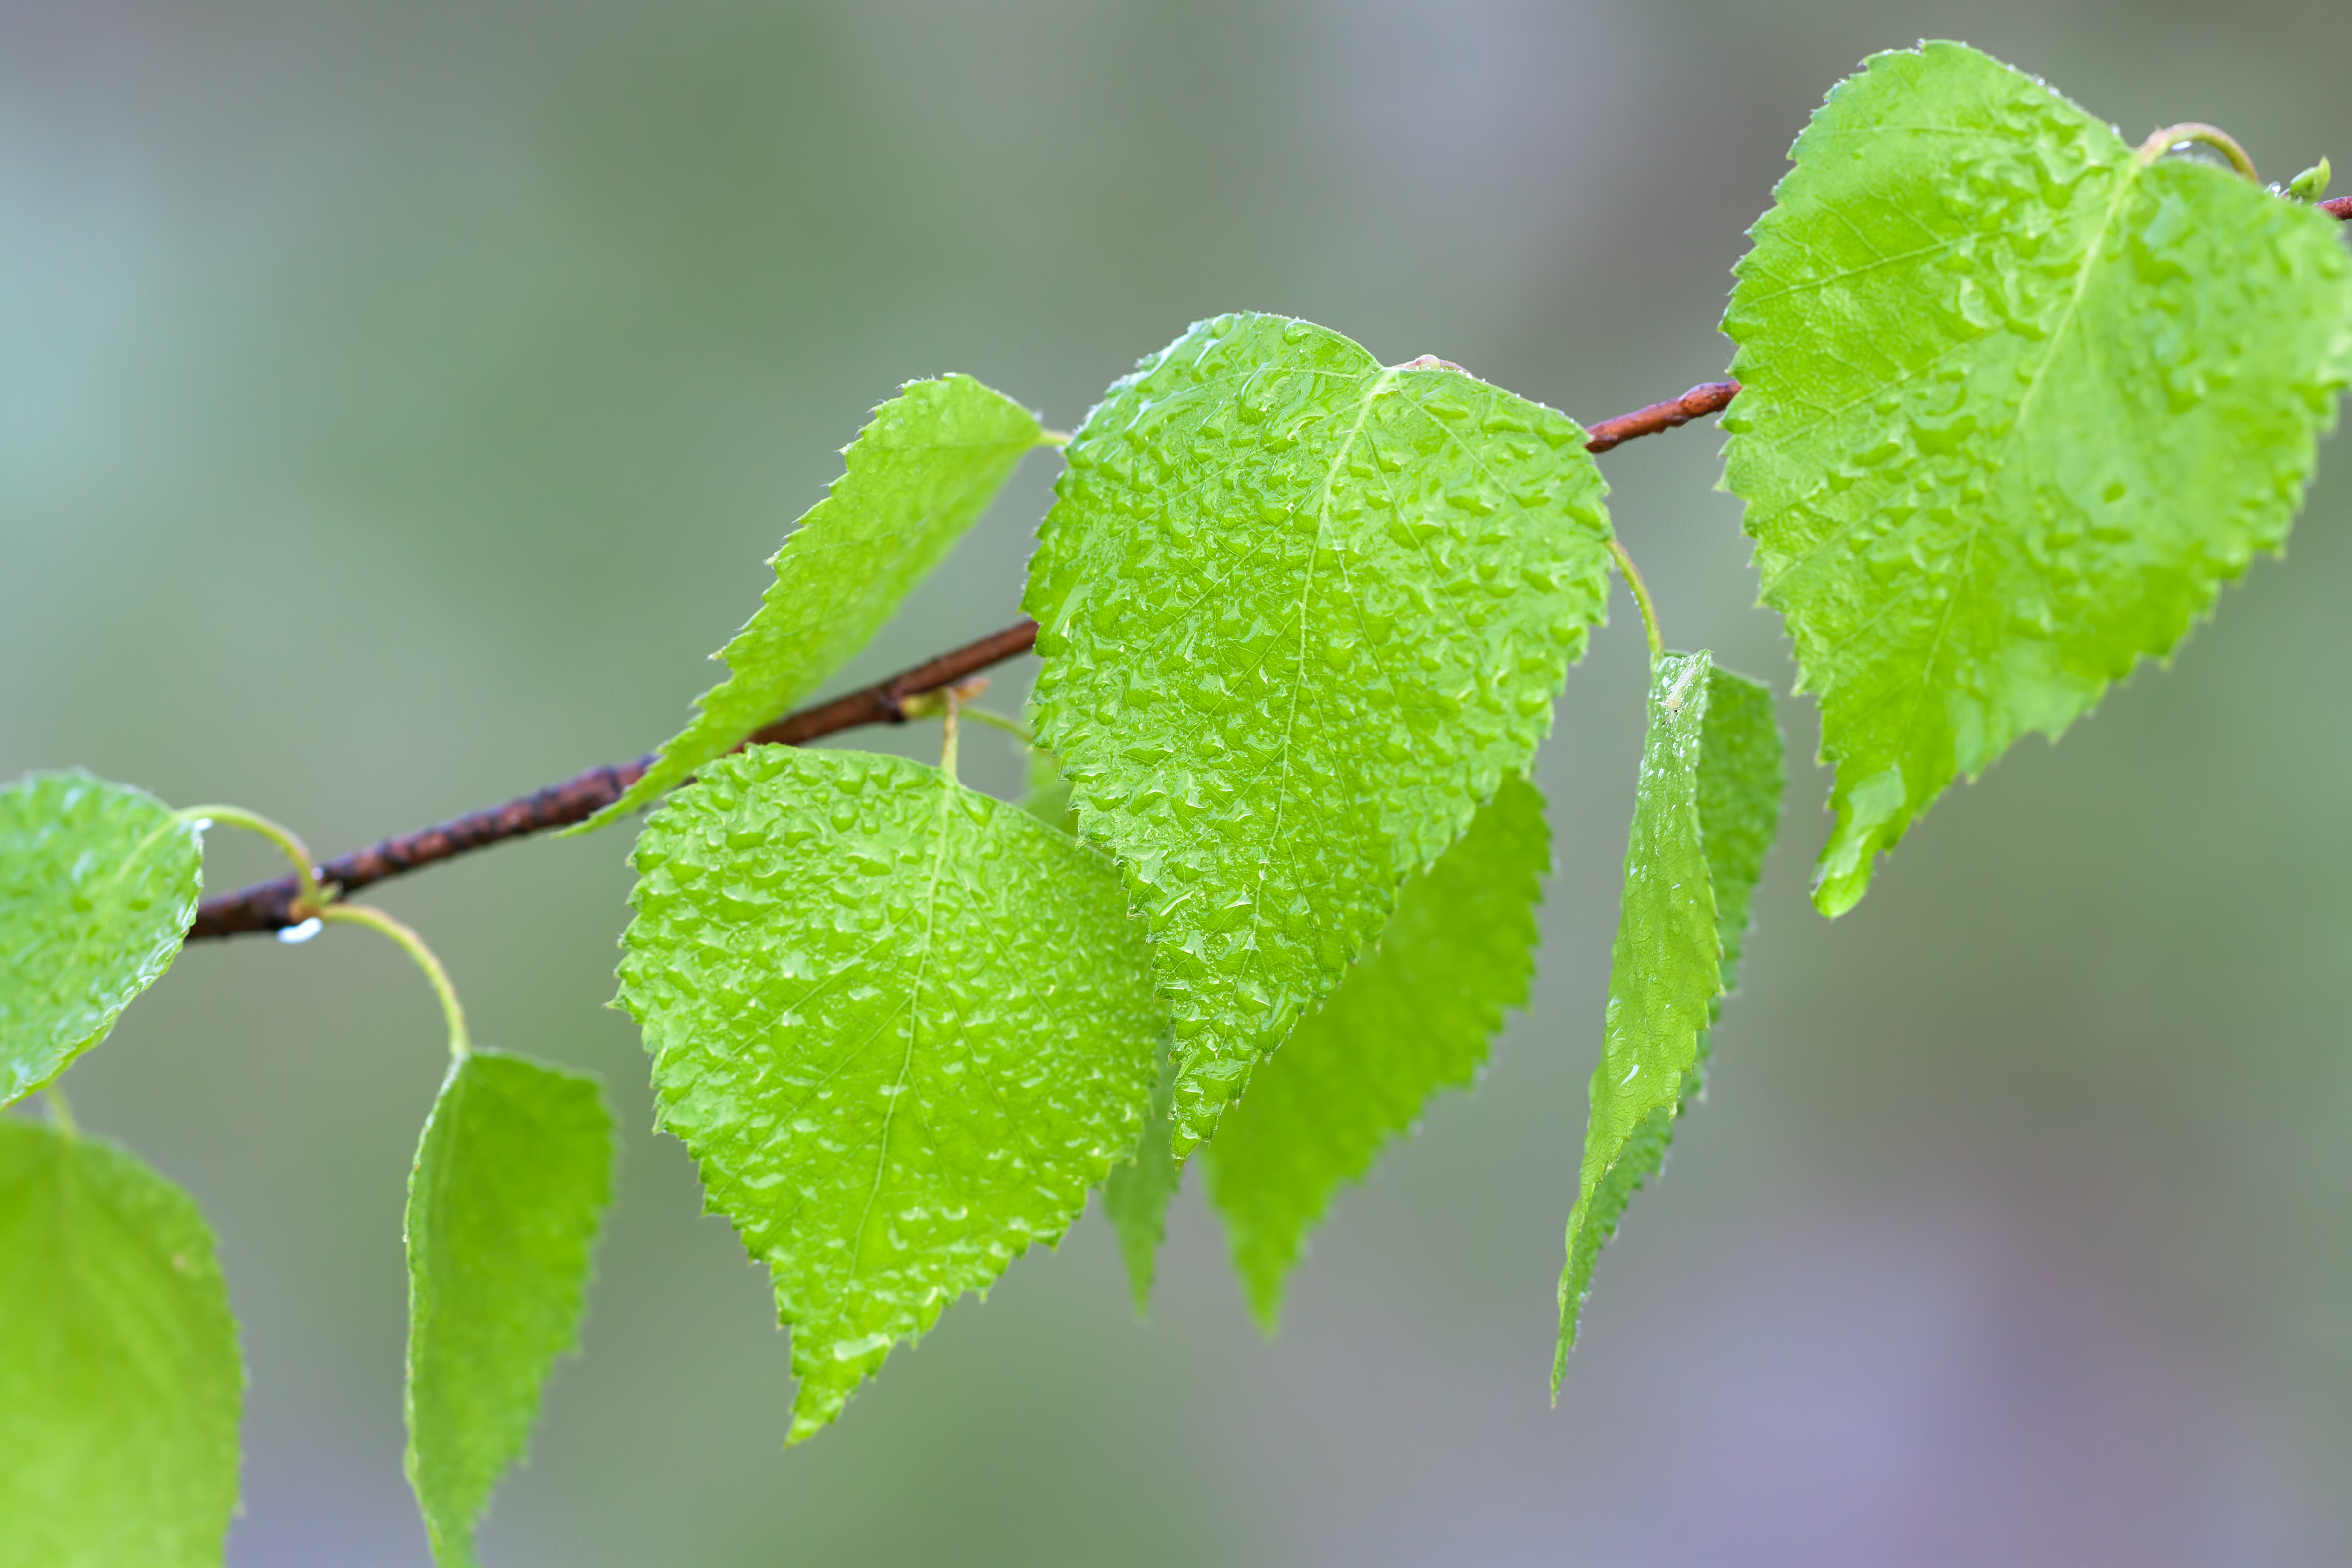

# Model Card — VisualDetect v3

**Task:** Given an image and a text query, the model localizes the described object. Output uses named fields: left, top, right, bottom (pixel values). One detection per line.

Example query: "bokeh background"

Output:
left=7, top=2, right=2352, bottom=1563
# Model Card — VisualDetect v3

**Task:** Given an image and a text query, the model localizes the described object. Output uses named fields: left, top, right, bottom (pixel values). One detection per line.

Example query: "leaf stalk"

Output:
left=1605, top=538, right=1665, bottom=664
left=317, top=903, right=470, bottom=1061
left=2138, top=122, right=2258, bottom=182
left=181, top=804, right=325, bottom=917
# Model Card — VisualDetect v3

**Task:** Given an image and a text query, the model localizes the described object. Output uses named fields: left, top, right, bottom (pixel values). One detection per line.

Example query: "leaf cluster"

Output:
left=3, top=39, right=2348, bottom=1562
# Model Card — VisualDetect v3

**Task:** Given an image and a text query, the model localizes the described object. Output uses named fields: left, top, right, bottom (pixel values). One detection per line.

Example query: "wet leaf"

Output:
left=1554, top=656, right=1783, bottom=1386
left=617, top=746, right=1160, bottom=1442
left=1723, top=41, right=2352, bottom=915
left=1026, top=313, right=1612, bottom=1151
left=0, top=770, right=204, bottom=1106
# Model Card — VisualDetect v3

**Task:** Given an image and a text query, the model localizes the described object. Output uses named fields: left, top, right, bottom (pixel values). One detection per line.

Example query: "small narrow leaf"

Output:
left=1, top=770, right=204, bottom=1106
left=405, top=1050, right=614, bottom=1568
left=1026, top=313, right=1614, bottom=1153
left=1723, top=41, right=2352, bottom=915
left=1099, top=1031, right=1179, bottom=1317
left=1205, top=774, right=1549, bottom=1330
left=0, top=1119, right=242, bottom=1567
left=1553, top=654, right=1783, bottom=1388
left=618, top=747, right=1161, bottom=1442
left=582, top=375, right=1053, bottom=831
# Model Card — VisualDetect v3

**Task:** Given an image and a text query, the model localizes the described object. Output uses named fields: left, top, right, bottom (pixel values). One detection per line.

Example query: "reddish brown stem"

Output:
left=2324, top=196, right=2352, bottom=221
left=1584, top=382, right=1740, bottom=453
left=190, top=621, right=1040, bottom=938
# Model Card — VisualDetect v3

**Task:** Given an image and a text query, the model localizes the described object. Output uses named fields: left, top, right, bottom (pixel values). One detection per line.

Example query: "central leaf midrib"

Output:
left=1885, top=148, right=2144, bottom=770
left=1227, top=365, right=1397, bottom=1048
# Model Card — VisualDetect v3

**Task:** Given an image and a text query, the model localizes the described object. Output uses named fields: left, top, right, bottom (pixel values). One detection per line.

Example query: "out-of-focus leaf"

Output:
left=406, top=1051, right=614, bottom=1567
left=0, top=1118, right=242, bottom=1567
left=0, top=770, right=204, bottom=1106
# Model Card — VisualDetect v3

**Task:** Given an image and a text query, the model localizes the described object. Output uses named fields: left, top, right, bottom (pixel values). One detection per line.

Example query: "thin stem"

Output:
left=181, top=804, right=325, bottom=915
left=1606, top=538, right=1664, bottom=663
left=939, top=687, right=963, bottom=781
left=2138, top=122, right=2257, bottom=182
left=957, top=705, right=1035, bottom=747
left=317, top=903, right=469, bottom=1061
left=44, top=1087, right=78, bottom=1138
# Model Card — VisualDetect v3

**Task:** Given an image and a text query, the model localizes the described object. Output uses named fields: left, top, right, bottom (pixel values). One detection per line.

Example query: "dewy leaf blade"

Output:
left=1554, top=652, right=1783, bottom=1388
left=0, top=770, right=204, bottom=1106
left=617, top=746, right=1162, bottom=1443
left=405, top=1051, right=614, bottom=1568
left=1205, top=774, right=1549, bottom=1330
left=581, top=375, right=1053, bottom=831
left=1026, top=313, right=1614, bottom=1152
left=0, top=1119, right=243, bottom=1568
left=1099, top=1030, right=1179, bottom=1318
left=1722, top=41, right=2352, bottom=915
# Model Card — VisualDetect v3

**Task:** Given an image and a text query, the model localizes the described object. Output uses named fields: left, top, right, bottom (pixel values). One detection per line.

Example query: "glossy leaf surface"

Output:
left=1554, top=656, right=1783, bottom=1386
left=0, top=1119, right=242, bottom=1568
left=1724, top=41, right=2352, bottom=915
left=1026, top=313, right=1612, bottom=1151
left=585, top=375, right=1051, bottom=830
left=618, top=747, right=1161, bottom=1442
left=0, top=770, right=203, bottom=1106
left=1205, top=774, right=1549, bottom=1329
left=406, top=1051, right=614, bottom=1568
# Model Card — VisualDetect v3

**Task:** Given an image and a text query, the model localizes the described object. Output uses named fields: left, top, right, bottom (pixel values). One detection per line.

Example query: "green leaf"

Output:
left=405, top=1050, right=614, bottom=1568
left=0, top=1118, right=242, bottom=1567
left=0, top=770, right=205, bottom=1107
left=1099, top=1030, right=1179, bottom=1317
left=1204, top=774, right=1549, bottom=1331
left=1025, top=313, right=1614, bottom=1153
left=1553, top=654, right=1783, bottom=1389
left=580, top=375, right=1053, bottom=832
left=1723, top=40, right=2352, bottom=916
left=617, top=746, right=1162, bottom=1443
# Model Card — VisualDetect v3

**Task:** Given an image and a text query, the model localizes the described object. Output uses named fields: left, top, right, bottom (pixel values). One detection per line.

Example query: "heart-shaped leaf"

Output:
left=618, top=746, right=1161, bottom=1442
left=1025, top=313, right=1613, bottom=1151
left=1723, top=41, right=2352, bottom=914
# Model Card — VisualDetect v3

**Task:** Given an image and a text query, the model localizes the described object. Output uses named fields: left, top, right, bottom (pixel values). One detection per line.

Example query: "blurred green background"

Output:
left=6, top=2, right=2351, bottom=1563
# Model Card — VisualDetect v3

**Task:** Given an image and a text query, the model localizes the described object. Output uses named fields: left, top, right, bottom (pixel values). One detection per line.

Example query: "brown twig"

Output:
left=2324, top=196, right=2352, bottom=221
left=190, top=621, right=1041, bottom=938
left=1584, top=382, right=1741, bottom=453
